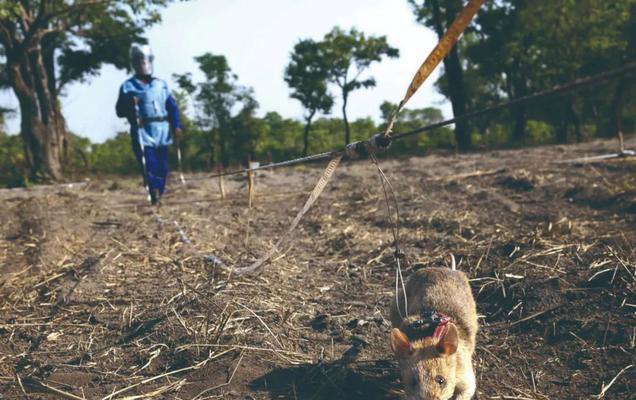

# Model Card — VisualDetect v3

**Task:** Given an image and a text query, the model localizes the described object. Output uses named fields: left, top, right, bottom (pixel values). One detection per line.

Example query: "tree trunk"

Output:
left=303, top=110, right=316, bottom=157
left=204, top=132, right=213, bottom=169
left=510, top=71, right=527, bottom=145
left=8, top=47, right=67, bottom=181
left=219, top=132, right=228, bottom=167
left=569, top=99, right=582, bottom=143
left=431, top=0, right=471, bottom=151
left=342, top=93, right=350, bottom=146
left=444, top=48, right=471, bottom=151
left=218, top=118, right=229, bottom=167
left=609, top=80, right=624, bottom=142
left=556, top=118, right=568, bottom=144
left=512, top=106, right=526, bottom=145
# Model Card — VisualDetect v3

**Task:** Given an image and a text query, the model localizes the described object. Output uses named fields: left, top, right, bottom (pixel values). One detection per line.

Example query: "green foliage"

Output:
left=284, top=39, right=334, bottom=118
left=408, top=0, right=475, bottom=150
left=0, top=0, right=178, bottom=180
left=4, top=3, right=636, bottom=186
left=63, top=133, right=93, bottom=178
left=232, top=94, right=266, bottom=160
left=380, top=101, right=455, bottom=152
left=408, top=0, right=467, bottom=31
left=0, top=1, right=174, bottom=88
left=255, top=112, right=304, bottom=161
left=320, top=27, right=399, bottom=144
left=175, top=53, right=262, bottom=166
left=526, top=120, right=555, bottom=146
left=283, top=26, right=399, bottom=154
left=432, top=0, right=636, bottom=145
left=321, top=27, right=399, bottom=92
left=284, top=38, right=334, bottom=155
left=90, top=132, right=139, bottom=175
left=0, top=131, right=28, bottom=187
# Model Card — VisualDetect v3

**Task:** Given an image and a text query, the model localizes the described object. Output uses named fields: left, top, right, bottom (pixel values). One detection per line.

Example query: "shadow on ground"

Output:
left=250, top=358, right=401, bottom=399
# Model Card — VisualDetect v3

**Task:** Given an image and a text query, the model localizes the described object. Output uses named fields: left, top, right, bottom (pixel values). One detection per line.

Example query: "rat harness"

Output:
left=401, top=311, right=453, bottom=341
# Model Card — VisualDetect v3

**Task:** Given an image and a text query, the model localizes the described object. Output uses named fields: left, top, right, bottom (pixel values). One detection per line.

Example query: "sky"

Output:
left=0, top=0, right=451, bottom=144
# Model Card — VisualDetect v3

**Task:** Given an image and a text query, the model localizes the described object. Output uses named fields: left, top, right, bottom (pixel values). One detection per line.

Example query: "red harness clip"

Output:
left=432, top=312, right=452, bottom=339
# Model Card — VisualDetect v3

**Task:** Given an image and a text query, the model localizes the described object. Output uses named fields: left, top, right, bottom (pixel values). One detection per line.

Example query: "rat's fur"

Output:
left=390, top=267, right=478, bottom=400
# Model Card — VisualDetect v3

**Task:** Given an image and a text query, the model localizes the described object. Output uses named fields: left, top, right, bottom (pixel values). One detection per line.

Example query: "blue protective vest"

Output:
left=120, top=77, right=173, bottom=147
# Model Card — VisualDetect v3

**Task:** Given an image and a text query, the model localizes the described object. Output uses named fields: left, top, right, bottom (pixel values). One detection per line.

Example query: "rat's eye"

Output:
left=435, top=375, right=446, bottom=386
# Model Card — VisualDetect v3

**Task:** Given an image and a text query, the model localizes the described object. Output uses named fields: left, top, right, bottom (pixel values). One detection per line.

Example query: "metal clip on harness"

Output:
left=345, top=134, right=392, bottom=160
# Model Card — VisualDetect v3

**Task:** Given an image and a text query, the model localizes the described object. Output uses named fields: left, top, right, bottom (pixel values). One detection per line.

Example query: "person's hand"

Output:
left=174, top=127, right=182, bottom=139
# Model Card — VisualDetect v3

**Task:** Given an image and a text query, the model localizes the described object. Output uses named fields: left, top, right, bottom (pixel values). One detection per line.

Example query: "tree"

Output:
left=424, top=0, right=634, bottom=146
left=175, top=53, right=255, bottom=166
left=507, top=0, right=632, bottom=143
left=512, top=0, right=630, bottom=143
left=0, top=107, right=27, bottom=187
left=231, top=90, right=265, bottom=162
left=408, top=0, right=473, bottom=150
left=0, top=0, right=175, bottom=181
left=463, top=1, right=530, bottom=144
left=320, top=27, right=399, bottom=146
left=611, top=2, right=636, bottom=144
left=284, top=39, right=333, bottom=156
left=259, top=111, right=304, bottom=160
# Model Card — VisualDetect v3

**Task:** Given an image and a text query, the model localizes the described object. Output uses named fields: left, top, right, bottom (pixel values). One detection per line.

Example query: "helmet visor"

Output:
left=130, top=44, right=154, bottom=76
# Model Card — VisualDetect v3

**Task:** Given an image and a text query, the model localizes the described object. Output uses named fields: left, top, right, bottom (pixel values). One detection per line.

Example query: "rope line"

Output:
left=146, top=64, right=635, bottom=276
left=158, top=0, right=485, bottom=278
left=185, top=151, right=337, bottom=182
left=177, top=62, right=636, bottom=183
left=383, top=0, right=486, bottom=138
left=392, top=61, right=636, bottom=141
left=231, top=154, right=343, bottom=275
left=159, top=0, right=476, bottom=282
left=181, top=0, right=482, bottom=280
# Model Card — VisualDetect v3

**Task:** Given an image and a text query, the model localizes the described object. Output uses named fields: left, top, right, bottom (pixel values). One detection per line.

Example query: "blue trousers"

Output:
left=132, top=137, right=170, bottom=194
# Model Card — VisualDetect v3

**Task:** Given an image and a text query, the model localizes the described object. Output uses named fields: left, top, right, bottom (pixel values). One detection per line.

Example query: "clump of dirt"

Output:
left=497, top=174, right=535, bottom=192
left=565, top=185, right=636, bottom=214
left=0, top=137, right=635, bottom=399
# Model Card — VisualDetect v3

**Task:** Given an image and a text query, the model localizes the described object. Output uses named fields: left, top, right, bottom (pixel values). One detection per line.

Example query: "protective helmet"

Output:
left=130, top=44, right=154, bottom=76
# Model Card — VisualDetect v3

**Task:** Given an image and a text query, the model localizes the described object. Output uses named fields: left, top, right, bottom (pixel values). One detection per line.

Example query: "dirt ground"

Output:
left=1, top=138, right=635, bottom=400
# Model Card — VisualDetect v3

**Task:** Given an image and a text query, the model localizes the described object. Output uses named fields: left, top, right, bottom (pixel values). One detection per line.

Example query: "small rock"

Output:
left=310, top=314, right=329, bottom=331
left=347, top=318, right=369, bottom=329
left=351, top=334, right=369, bottom=347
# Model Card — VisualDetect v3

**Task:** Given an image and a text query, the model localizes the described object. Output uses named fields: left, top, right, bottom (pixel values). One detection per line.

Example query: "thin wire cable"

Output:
left=185, top=151, right=339, bottom=182
left=391, top=61, right=636, bottom=140
left=369, top=151, right=408, bottom=319
left=178, top=62, right=636, bottom=182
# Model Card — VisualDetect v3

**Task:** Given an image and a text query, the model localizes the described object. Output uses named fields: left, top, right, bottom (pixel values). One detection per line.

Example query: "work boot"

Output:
left=150, top=189, right=161, bottom=206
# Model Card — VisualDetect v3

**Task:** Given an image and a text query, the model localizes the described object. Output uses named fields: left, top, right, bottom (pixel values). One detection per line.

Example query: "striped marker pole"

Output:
left=134, top=97, right=152, bottom=203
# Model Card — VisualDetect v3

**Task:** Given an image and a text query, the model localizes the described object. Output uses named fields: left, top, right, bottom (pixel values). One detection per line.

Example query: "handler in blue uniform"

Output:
left=116, top=44, right=182, bottom=205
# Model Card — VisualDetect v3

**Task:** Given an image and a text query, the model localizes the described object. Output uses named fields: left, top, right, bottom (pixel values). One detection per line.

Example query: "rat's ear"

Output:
left=391, top=328, right=413, bottom=359
left=436, top=323, right=458, bottom=356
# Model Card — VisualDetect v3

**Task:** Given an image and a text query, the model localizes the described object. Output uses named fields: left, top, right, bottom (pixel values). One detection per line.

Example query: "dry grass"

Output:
left=1, top=137, right=635, bottom=399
